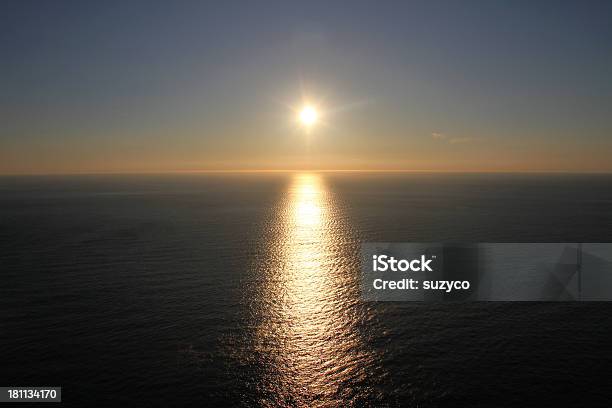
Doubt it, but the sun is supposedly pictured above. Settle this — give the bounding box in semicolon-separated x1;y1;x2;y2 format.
298;106;318;127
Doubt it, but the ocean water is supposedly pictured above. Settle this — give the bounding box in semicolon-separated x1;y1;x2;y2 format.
2;172;612;407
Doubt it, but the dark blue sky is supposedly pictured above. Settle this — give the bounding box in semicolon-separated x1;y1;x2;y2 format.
2;1;612;173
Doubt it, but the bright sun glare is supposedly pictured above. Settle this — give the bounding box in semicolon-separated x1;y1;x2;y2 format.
299;106;318;127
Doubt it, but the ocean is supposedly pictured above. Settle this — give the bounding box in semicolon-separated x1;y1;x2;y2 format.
2;172;612;407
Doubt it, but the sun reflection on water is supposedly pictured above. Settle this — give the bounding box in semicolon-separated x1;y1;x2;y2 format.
247;173;381;407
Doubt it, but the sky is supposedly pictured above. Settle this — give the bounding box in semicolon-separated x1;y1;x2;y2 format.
2;0;612;174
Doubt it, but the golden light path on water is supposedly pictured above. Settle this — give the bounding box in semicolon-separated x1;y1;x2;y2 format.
249;173;382;407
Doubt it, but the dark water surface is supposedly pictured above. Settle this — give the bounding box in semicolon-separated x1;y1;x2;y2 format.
2;173;612;407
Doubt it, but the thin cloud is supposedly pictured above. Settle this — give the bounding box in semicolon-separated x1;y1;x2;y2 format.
431;132;476;144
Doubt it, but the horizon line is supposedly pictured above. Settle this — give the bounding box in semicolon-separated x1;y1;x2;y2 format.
2;169;612;176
